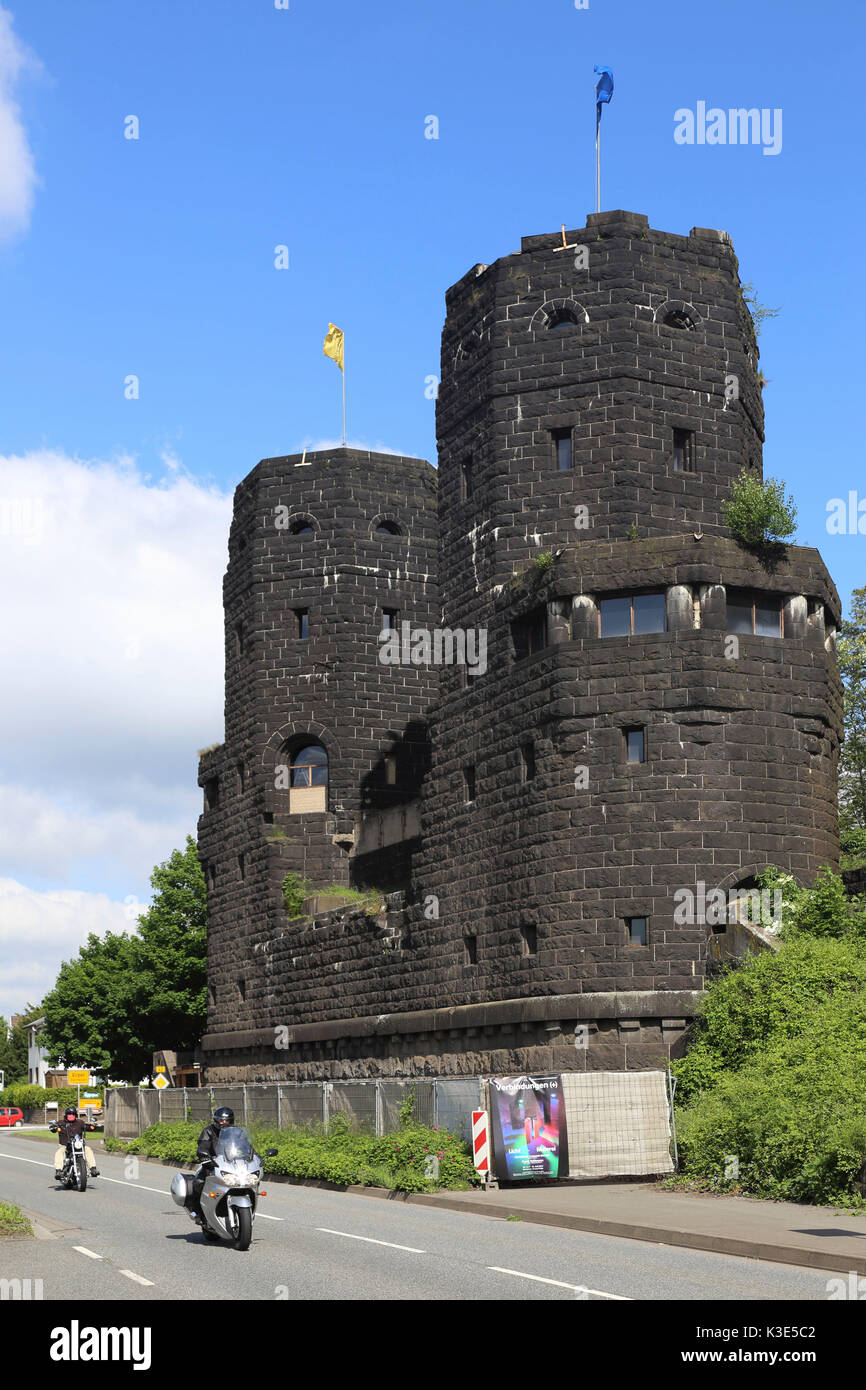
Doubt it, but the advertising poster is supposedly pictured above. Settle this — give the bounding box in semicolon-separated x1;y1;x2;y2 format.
489;1074;569;1181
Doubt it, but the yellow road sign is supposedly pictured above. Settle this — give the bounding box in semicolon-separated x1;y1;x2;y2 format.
153;1073;170;1090
67;1069;90;1085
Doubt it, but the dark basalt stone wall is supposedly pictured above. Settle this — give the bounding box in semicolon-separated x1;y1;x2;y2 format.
197;448;438;1041
199;213;842;1081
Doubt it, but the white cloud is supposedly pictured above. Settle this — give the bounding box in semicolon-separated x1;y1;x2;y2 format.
0;5;39;242
0;878;131;1020
0;450;231;906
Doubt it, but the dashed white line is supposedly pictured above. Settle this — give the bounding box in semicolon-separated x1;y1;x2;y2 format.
487;1266;631;1299
119;1269;155;1286
317;1227;426;1253
73;1246;103;1260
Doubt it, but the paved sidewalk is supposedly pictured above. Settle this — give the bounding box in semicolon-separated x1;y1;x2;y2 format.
407;1181;866;1276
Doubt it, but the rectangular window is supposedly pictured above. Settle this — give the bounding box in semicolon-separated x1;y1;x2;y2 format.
552;428;573;471
295;609;309;639
727;590;783;638
625;728;645;764
520;924;538;956
464;934;477;965
384;753;397;786
627;917;648;946
238;978;246;1001
521;742;536;782
461;456;474;500
238;853;245;881
512;607;548;659
463;765;476;802
236;761;245;794
381;608;399;632
204;777;219;810
673;428;695;473
599;592;666;637
234;621;245;657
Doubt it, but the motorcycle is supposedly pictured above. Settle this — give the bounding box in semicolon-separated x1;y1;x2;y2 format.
170;1126;277;1251
49;1124;89;1192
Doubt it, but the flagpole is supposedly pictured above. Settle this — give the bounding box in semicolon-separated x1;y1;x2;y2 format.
596;111;600;214
341;339;346;446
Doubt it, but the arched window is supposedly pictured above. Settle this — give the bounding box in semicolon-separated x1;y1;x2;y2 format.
375;520;402;537
289;743;328;813
547;308;582;332
656;300;701;331
290;518;315;536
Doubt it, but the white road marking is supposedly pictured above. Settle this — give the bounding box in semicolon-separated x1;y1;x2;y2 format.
73;1246;103;1260
317;1227;426;1253
487;1266;631;1299
119;1269;155;1286
0;1148;283;1219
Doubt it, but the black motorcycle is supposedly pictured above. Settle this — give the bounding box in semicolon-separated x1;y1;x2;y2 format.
49;1124;89;1191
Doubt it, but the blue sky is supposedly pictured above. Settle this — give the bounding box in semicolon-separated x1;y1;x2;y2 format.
0;0;863;1016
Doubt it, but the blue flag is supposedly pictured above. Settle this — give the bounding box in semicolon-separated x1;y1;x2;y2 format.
594;64;614;130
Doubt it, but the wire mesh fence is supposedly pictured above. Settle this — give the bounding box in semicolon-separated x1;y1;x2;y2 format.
104;1071;675;1177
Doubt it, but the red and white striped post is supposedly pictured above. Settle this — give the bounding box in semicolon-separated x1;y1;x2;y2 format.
472;1109;490;1181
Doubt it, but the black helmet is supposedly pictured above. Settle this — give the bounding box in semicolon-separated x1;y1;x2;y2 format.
213;1107;234;1127
65;1106;78;1120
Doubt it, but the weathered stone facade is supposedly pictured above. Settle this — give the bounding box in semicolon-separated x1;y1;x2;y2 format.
200;211;841;1082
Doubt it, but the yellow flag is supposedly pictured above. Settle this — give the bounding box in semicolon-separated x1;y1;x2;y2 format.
323;323;344;372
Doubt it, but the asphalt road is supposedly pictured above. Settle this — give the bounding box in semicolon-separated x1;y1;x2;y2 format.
0;1134;850;1302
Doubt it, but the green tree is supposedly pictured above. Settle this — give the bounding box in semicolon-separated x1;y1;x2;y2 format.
41;837;206;1082
722;469;797;546
838;587;866;838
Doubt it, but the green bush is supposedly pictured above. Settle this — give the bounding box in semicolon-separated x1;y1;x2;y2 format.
672;935;866;1104
0;1083;96;1111
677;990;866;1205
281;872;311;919
111;1117;478;1193
722;469;797;546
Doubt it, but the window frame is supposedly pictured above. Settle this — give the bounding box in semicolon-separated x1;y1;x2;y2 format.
551;427;573;472
598;592;667;638
726;589;784;638
626;916;648;946
672;427;696;473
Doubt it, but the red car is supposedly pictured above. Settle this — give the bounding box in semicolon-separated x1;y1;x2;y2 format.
0;1107;24;1127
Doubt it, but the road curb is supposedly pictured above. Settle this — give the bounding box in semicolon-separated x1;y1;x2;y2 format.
95;1143;865;1275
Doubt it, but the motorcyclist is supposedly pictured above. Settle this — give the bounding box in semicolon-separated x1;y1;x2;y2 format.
189;1106;234;1224
52;1106;99;1180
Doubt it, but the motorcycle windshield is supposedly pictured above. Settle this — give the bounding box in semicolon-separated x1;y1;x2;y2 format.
215;1126;255;1162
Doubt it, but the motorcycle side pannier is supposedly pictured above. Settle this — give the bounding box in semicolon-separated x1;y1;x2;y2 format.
170;1172;195;1208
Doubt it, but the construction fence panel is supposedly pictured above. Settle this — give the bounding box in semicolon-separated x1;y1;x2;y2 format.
187;1090;216;1123
279;1084;326;1130
329;1082;378;1132
139;1091;160;1131
560;1070;674;1178
157;1091;186;1123
378;1080;434;1132
105;1087;141;1141
244;1085;280;1129
433;1079;483;1144
208;1086;246;1122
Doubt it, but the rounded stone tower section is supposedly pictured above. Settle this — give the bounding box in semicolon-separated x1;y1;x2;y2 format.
409;212;841;1062
198;447;438;1036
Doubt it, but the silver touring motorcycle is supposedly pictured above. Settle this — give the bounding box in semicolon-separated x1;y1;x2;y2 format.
170;1126;277;1250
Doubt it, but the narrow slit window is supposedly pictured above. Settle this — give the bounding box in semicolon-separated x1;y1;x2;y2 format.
625;728;646;764
381;608;399;633
521;742;536;782
552;428;573;471
627;917;648;946
520;924;538;956
461;457;474;500
295;609;309;639
463;765;476;802
673;429;695;473
464;934;477;965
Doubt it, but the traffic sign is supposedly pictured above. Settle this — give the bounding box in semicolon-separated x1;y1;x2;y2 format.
83;1091;99;1098
154;1065;166;1073
81;1100;100;1109
153;1073;170;1090
67;1069;90;1085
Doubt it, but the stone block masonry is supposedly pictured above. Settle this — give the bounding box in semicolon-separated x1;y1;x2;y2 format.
199;212;841;1081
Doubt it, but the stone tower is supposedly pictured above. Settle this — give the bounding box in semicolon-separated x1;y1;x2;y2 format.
197;448;438;1037
200;213;841;1081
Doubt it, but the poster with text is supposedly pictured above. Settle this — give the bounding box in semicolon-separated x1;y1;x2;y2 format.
489;1074;569;1181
